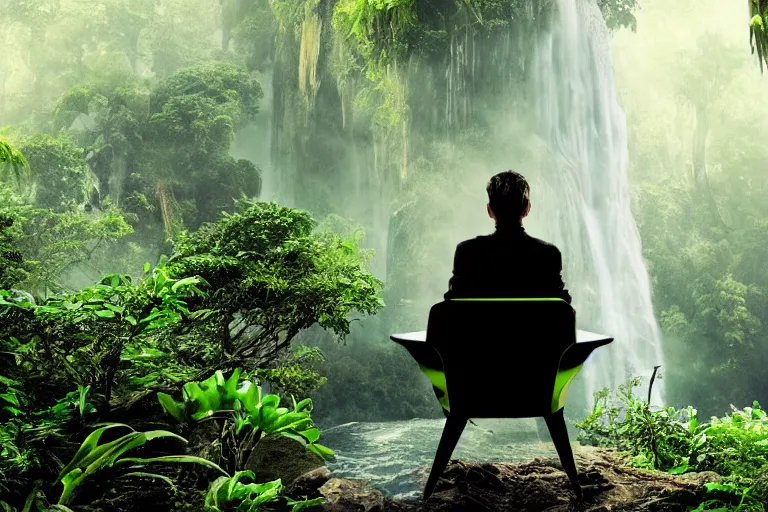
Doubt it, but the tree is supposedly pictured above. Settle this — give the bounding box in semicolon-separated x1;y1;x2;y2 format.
166;200;384;370
0;183;132;294
50;62;264;240
597;0;639;31
17;134;92;211
676;33;742;231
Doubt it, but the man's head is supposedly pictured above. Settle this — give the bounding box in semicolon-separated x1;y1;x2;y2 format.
486;170;531;226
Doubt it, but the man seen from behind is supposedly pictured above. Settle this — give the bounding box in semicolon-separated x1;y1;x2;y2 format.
444;170;572;304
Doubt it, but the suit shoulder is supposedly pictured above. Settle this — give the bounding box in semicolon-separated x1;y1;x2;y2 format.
456;235;491;251
524;234;562;255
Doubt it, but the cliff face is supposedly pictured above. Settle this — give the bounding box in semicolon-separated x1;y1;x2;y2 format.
267;0;666;408
268;0;550;278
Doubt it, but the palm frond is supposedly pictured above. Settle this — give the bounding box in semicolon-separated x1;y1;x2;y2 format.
0;139;30;184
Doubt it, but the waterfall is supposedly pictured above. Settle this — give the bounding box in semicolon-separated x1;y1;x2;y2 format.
530;0;665;404
268;0;666;409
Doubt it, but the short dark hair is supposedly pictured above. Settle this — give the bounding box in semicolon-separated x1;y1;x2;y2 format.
486;170;530;223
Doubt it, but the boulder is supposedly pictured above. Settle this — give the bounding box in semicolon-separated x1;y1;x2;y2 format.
287;466;331;499
319;478;385;512
244;434;325;486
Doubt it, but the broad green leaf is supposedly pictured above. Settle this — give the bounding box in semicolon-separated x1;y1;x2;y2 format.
56;424;134;482
0;393;20;406
261;395;280;408
306;443;334;459
171;276;202;293
205;476;230;508
235;381;260;412
104;303;125;314
157;392;186;422
279;432;307;446
299;427;321;444
269;412;312;433
119;472;176;489
117;455;228;476
294;398;312;412
58;469;85;505
668;463;688;474
288;496;326;511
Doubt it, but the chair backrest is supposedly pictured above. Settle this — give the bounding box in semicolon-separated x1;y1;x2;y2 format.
426;299;575;418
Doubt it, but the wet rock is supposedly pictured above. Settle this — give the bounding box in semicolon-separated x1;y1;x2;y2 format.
319;478;385;511
315;446;716;511
245;434;325;486
679;471;722;485
288;466;331;499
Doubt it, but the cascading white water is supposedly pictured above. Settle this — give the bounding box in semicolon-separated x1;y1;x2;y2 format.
529;0;665;405
265;0;666;410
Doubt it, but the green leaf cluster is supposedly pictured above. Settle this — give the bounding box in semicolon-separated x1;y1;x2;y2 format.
750;0;768;73
206;471;325;512
54;423;224;505
167;200;383;366
157;368;334;460
578;379;768;509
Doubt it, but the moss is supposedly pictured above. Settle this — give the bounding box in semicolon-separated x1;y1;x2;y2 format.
331;0;417;66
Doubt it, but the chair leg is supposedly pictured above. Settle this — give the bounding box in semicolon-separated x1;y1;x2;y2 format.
423;415;468;500
544;408;583;499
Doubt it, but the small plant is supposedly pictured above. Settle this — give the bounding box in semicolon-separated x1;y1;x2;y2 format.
691;480;765;512
158;370;330;511
54;423;225;505
692;402;768;477
205;471;324;511
157;369;334;473
576;376;693;471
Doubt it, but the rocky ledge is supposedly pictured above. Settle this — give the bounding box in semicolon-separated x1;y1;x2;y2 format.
288;446;720;512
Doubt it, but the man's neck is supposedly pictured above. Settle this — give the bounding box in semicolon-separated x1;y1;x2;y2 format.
494;222;524;234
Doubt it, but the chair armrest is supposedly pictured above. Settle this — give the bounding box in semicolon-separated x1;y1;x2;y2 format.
558;339;613;371
391;335;449;414
391;334;444;371
551;339;612;412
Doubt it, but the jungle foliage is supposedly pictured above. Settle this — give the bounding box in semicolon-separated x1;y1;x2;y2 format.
620;21;768;416
0;200;382;511
749;0;768;72
1;0;767;510
578;378;768;511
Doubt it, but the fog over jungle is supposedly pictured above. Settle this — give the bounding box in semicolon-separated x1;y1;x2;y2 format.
1;0;766;424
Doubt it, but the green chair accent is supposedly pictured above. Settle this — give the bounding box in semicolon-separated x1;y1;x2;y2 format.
390;298;613;500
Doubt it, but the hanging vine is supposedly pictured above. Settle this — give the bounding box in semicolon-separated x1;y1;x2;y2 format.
749;0;768;73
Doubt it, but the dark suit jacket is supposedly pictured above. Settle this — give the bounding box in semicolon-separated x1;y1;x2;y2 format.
444;226;572;303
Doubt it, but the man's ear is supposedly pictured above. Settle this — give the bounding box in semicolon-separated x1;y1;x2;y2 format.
522;201;531;219
487;203;495;220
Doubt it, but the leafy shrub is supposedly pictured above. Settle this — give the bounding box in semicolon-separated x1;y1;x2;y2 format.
576;377;694;471
206;472;324;511
166;200;384;370
54;423;223;506
0;201;379;510
578;378;768;510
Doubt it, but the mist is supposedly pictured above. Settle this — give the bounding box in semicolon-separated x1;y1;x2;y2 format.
2;0;768;507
